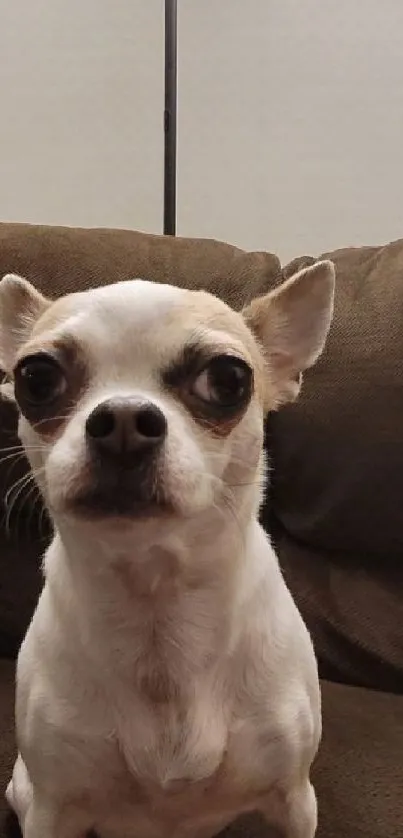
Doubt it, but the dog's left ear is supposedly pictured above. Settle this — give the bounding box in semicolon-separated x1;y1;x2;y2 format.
243;260;335;405
0;274;50;373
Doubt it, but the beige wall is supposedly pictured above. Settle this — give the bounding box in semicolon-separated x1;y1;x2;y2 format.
2;2;403;263
178;0;403;261
1;1;163;233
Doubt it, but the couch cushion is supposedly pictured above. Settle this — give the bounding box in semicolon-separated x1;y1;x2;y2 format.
263;240;403;692
219;680;403;837
313;680;403;838
1;677;402;838
0;223;281;655
0;530;46;661
0;660;15;831
0;223;279;307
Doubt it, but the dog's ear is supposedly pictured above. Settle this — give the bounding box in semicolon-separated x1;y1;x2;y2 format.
0;274;50;372
243;260;335;405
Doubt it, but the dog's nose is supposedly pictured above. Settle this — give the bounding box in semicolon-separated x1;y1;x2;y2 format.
85;398;167;458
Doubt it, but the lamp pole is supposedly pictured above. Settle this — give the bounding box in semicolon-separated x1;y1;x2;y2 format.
163;0;177;235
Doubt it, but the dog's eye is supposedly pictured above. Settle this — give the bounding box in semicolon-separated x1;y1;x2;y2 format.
192;355;252;408
14;354;66;406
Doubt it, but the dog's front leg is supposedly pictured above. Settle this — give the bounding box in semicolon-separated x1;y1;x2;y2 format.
23;795;90;838
7;755;91;838
260;779;317;838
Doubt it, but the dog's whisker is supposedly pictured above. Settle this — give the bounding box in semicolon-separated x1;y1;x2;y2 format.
0;451;28;466
3;453;32;485
226;480;262;489
17;479;40;538
0;444;46;455
23;482;45;540
4;464;46;538
4;465;45;507
31;414;72;431
4;472;34;508
0;449;46;470
4;473;37;536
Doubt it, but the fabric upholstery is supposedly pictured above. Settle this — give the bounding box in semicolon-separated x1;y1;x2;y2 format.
262;240;403;693
0;660;15;833
0;223;279;306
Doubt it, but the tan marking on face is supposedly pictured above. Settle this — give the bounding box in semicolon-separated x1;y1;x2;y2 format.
14;283;275;448
176;373;253;439
161;292;262;436
164;290;276;410
191;412;245;439
29;292;85;339
13;333;89;439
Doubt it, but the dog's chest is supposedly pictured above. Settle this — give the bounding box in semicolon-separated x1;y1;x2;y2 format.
115;681;228;789
99;706;262;838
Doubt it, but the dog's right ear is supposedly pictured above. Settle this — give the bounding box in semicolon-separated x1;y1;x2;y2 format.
243;260;335;406
0;274;50;373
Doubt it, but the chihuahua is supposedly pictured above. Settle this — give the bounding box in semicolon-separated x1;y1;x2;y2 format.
0;261;334;838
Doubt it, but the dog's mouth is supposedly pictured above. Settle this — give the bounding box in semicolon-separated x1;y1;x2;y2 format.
65;461;173;521
71;489;171;520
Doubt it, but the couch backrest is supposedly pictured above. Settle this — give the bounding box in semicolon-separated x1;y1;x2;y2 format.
0;223;280;305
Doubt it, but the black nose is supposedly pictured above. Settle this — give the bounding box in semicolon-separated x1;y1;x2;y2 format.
86;398;167;458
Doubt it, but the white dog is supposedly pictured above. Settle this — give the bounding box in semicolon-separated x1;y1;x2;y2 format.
0;261;334;838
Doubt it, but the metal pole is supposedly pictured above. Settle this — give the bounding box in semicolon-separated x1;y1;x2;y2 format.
163;0;177;235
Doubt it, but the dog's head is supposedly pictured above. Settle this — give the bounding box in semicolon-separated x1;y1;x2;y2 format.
0;264;334;541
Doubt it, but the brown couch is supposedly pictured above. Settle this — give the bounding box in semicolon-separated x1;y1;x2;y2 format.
0;223;402;838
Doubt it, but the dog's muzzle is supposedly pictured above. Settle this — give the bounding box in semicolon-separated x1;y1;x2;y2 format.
71;397;169;517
